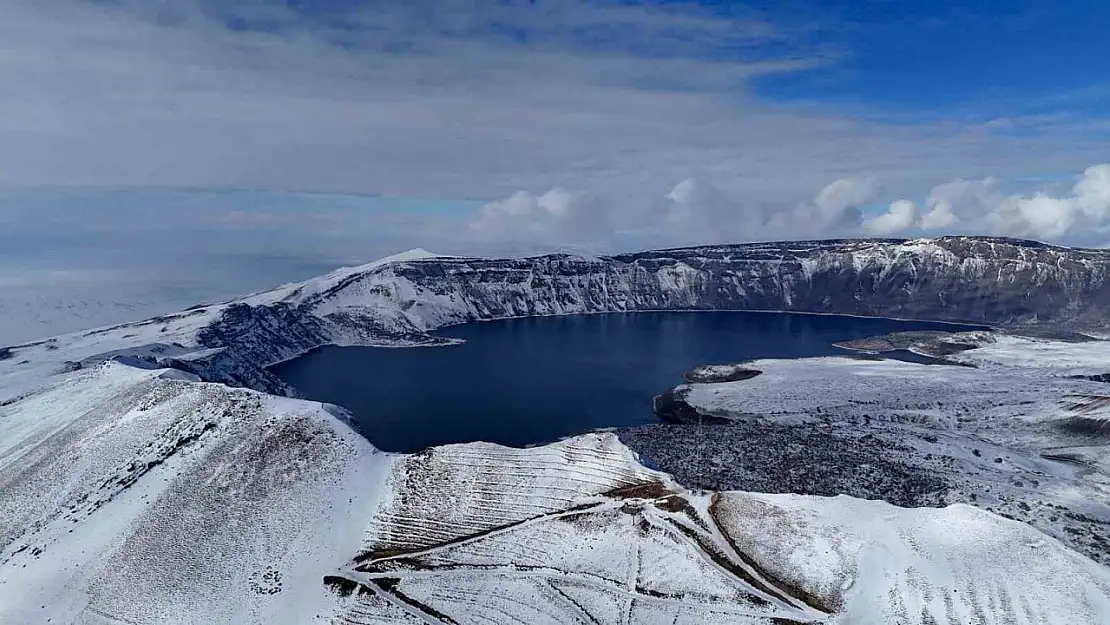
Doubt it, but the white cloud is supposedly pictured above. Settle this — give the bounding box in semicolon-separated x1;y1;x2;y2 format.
814;177;880;220
919;202;959;230
468;175;881;248
989;164;1110;239
466;188;606;241
868;163;1110;241
653;178;763;244
865;199;918;235
920;178;1000;232
655;176;876;243
464;163;1110;247
1075;163;1110;215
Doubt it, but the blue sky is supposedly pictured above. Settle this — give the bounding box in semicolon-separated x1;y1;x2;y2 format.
746;0;1109;121
1;0;1109;341
213;0;1110;124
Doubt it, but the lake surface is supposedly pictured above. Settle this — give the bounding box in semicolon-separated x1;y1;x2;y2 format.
271;312;978;452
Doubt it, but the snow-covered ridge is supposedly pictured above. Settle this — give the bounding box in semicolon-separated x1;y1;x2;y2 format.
166;235;1110;379
0;361;391;624
8;236;1109;402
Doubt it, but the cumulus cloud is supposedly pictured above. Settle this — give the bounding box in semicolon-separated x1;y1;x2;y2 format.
864;199;918;235
467;175;881;249
814;177;880;221
466;188;607;242
463;163;1110;247
648;176;877;244
919;178;1001;231
863;163;1110;241
1076;164;1110;206
988;164;1110;239
919;201;959;230
652;178;764;244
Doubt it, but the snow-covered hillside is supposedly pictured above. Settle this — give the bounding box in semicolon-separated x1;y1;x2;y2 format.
0;361;390;624
1;237;1110;623
3;370;1107;624
318;433;1110;624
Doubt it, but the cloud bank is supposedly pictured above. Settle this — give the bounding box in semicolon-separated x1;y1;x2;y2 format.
466;163;1110;247
463;175;882;249
4;164;1109;343
863;164;1110;241
467;188;608;242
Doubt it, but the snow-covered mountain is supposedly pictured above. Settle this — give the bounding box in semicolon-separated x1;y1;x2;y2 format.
205;236;1110;375
2;236;1110;624
8;236;1109;398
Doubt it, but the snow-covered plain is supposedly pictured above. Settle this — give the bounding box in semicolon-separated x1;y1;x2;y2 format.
1;239;1110;623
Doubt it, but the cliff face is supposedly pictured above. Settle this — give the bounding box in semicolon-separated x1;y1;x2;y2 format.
608;237;1110;325
313;237;1110;328
184;236;1110;390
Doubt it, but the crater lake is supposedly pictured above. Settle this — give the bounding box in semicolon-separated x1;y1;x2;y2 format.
270;312;980;452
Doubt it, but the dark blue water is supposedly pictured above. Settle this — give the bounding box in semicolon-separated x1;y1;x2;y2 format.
271;312;977;452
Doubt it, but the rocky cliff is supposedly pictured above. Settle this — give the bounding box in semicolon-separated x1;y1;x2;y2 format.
13;237;1105;396
184;237;1110;389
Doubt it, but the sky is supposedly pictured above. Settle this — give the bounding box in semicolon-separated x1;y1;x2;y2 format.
1;0;1109;341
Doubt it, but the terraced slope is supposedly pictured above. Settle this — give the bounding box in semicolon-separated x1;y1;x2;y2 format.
328;433;1110;625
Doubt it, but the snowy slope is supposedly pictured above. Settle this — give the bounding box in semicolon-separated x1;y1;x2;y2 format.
3;376;1107;625
330;433;1110;624
716;493;1110;624
0;361;390;625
